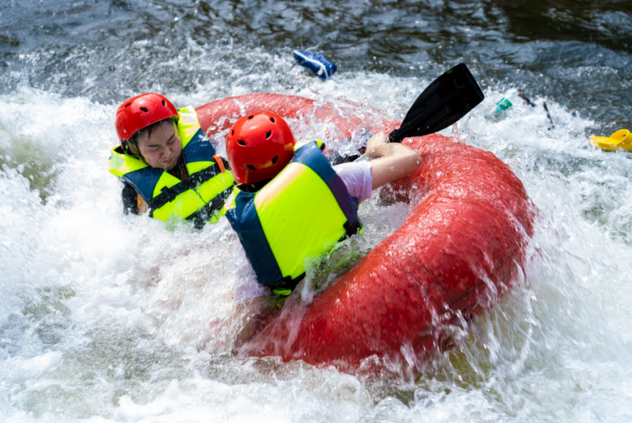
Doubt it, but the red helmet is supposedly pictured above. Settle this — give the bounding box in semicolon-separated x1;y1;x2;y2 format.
226;112;296;185
115;93;178;144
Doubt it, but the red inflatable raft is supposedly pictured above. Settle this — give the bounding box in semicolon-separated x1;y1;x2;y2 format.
197;93;534;371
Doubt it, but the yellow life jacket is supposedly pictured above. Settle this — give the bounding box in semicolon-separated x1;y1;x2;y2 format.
224;141;361;290
107;106;235;227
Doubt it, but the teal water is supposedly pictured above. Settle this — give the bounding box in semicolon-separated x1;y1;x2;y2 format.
1;0;632;421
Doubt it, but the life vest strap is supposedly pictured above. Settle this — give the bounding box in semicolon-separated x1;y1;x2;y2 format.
184;189;233;229
147;162;228;210
213;154;226;173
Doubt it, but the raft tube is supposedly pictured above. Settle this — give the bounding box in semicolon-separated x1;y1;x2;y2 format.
198;94;534;371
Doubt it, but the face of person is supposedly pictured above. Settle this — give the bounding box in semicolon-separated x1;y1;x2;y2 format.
136;120;182;171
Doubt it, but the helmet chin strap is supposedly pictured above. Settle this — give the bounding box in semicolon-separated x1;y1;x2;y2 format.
121;139;142;159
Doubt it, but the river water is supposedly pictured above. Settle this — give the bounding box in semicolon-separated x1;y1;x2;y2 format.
2;0;632;421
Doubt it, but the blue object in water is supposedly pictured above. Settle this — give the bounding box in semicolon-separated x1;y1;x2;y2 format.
293;50;337;80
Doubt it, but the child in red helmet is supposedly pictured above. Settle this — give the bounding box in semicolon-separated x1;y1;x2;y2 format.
224;111;421;298
107;93;234;227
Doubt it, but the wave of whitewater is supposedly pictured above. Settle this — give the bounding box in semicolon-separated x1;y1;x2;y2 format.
2;70;632;421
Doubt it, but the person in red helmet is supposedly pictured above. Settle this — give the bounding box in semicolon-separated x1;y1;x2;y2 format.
224;111;421;296
107;93;234;228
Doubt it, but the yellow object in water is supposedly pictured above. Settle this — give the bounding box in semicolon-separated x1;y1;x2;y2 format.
590;129;632;152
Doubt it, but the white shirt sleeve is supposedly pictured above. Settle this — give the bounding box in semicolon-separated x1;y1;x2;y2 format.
333;161;373;203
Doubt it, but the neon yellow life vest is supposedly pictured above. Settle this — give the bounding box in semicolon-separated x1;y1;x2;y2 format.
107;106;235;227
224;141;361;290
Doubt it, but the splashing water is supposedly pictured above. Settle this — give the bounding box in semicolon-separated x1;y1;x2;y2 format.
2;0;632;421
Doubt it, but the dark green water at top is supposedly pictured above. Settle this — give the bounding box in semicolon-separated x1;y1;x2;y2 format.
1;0;630;133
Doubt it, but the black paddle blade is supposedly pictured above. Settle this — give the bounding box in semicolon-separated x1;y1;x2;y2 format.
388;63;484;143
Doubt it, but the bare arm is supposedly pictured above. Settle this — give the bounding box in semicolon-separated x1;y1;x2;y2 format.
366;132;422;189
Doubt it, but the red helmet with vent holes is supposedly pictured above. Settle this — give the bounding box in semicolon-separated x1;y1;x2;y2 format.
115;93;178;145
226;112;296;185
